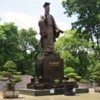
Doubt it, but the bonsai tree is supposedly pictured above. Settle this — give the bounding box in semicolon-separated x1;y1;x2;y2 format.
64;67;81;81
0;60;22;90
90;63;100;86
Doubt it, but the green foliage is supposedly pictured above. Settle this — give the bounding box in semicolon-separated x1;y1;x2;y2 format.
64;67;75;74
90;63;100;84
64;67;81;81
0;22;41;76
79;79;90;83
55;29;98;83
0;30;6;40
18;27;41;75
4;60;17;70
62;0;100;60
55;30;91;79
0;60;22;90
0;22;19;71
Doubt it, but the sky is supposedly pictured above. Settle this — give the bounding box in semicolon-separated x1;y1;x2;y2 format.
0;0;77;38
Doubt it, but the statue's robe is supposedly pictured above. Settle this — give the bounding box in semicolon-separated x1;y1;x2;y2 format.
38;14;60;54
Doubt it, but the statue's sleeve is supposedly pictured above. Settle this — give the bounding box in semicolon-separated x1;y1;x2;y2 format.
51;15;60;32
38;17;46;36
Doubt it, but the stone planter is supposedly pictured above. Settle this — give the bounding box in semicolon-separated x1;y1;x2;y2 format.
2;90;19;98
94;87;100;93
64;81;77;96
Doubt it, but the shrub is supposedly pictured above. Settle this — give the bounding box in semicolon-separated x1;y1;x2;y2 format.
0;60;22;90
79;79;90;83
64;67;81;81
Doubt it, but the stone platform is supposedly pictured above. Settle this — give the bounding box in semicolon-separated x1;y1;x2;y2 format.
20;88;89;96
35;54;64;82
20;88;64;96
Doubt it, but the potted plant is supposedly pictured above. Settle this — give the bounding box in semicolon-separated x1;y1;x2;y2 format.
64;67;81;81
0;60;22;98
64;67;81;95
90;62;100;92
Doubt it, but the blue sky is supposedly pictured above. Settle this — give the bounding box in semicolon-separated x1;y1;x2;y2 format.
0;0;77;37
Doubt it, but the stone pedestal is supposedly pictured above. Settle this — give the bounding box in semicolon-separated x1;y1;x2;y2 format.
27;54;64;89
35;54;64;83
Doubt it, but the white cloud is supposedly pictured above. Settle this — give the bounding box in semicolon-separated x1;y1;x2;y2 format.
1;11;70;30
1;12;39;31
0;12;41;40
0;11;71;40
57;21;71;31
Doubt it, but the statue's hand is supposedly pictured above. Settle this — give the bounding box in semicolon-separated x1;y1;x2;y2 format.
59;30;64;33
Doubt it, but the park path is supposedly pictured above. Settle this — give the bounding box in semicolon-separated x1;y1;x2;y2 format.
0;88;100;100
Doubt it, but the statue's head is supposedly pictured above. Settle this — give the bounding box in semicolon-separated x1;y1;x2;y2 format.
43;2;50;14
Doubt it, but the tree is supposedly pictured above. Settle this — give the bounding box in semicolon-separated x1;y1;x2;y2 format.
62;0;100;60
0;29;6;40
0;22;19;71
64;67;81;81
55;30;92;79
0;22;41;76
0;28;6;71
18;28;41;75
90;62;100;85
0;60;22;90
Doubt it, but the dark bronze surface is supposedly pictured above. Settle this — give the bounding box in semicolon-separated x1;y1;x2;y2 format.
38;2;63;55
27;2;64;90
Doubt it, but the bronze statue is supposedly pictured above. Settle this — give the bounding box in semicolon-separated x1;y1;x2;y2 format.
38;2;63;55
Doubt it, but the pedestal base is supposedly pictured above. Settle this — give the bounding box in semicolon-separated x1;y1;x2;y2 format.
35;54;64;83
27;54;64;90
20;88;89;96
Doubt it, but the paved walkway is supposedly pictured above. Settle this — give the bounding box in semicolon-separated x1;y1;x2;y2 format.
0;89;100;100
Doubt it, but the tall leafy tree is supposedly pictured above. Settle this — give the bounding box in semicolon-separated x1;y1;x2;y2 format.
18;28;41;75
62;0;100;60
55;30;92;79
0;26;6;71
0;22;19;70
0;22;41;76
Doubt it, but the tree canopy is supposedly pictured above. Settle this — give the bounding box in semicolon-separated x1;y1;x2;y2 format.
0;22;41;76
55;30;91;78
62;0;100;60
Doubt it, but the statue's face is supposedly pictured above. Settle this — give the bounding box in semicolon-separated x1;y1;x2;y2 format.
44;5;50;13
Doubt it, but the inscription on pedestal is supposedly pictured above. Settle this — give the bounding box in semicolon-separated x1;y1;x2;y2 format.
49;62;59;67
43;55;64;83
